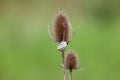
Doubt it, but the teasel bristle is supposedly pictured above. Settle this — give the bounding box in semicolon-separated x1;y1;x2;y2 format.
65;51;78;71
52;10;72;43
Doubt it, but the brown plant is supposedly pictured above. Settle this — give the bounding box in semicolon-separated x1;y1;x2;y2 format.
65;51;78;80
52;11;71;43
49;11;79;80
65;51;78;71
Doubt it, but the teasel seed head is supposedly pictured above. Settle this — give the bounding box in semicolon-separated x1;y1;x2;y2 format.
52;10;72;43
65;51;78;71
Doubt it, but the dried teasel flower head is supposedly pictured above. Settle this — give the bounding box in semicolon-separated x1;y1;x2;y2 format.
50;10;72;44
65;51;78;71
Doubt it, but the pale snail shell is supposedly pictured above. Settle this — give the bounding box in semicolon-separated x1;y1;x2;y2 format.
57;41;67;51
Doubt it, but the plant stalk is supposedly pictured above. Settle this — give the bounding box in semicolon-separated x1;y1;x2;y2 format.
61;50;66;80
69;69;72;80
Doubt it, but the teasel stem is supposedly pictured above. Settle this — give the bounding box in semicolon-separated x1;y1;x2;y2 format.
69;69;72;80
61;50;65;65
61;50;67;80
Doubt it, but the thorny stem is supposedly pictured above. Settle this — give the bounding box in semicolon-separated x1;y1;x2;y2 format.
61;50;66;80
69;69;72;80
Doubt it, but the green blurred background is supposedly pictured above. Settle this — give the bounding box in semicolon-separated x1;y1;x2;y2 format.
0;0;120;80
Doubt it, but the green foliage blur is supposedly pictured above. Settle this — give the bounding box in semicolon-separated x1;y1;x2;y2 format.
0;0;120;80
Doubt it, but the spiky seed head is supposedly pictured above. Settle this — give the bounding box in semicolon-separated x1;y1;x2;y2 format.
52;11;72;43
65;51;78;71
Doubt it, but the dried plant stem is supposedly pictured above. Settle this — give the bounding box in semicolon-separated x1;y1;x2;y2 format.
69;69;72;80
61;50;66;80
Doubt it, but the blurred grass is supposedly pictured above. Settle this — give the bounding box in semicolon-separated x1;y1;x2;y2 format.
0;0;120;80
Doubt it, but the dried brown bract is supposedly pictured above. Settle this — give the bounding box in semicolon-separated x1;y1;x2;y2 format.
65;51;78;71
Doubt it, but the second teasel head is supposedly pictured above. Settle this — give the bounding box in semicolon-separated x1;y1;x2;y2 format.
51;11;72;43
65;51;78;71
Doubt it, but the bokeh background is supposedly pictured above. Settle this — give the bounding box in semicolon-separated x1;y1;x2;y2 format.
0;0;120;80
